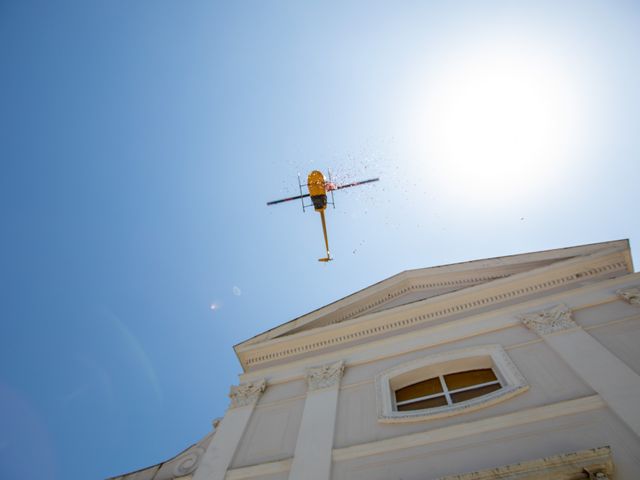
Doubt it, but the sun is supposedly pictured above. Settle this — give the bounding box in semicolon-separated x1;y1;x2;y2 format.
410;41;586;207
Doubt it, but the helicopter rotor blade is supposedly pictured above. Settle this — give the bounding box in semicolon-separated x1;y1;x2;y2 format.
266;193;311;206
333;177;380;191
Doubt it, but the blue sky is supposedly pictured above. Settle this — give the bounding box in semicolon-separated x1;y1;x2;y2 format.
1;1;639;479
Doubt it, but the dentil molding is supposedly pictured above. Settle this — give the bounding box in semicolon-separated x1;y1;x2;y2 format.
240;254;627;369
306;360;345;391
520;304;578;335
229;379;266;408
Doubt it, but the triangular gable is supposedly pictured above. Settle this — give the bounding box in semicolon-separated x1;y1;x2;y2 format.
236;240;631;349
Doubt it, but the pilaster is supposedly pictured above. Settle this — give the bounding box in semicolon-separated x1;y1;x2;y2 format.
193;380;266;480
288;361;345;480
520;305;640;438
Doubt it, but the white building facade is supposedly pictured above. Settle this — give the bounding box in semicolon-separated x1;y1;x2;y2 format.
112;240;640;480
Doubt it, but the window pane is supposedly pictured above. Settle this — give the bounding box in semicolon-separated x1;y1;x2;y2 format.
395;377;442;402
397;395;448;411
444;368;497;390
450;383;501;403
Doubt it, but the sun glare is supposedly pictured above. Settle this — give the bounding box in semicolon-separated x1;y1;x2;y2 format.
411;41;586;206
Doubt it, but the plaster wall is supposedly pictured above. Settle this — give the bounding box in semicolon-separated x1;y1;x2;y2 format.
587;316;640;375
334;331;593;447
230;384;305;468
332;406;640;480
572;299;639;328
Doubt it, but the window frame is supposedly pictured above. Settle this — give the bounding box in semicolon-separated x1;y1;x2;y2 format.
394;369;501;410
375;345;528;423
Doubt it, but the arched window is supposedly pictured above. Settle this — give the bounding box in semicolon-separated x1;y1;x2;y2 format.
395;368;501;411
376;345;528;423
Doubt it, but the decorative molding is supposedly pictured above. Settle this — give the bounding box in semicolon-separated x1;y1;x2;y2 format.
436;446;613;480
241;259;626;368
225;458;292;480
229;379;266;408
173;447;205;476
585;469;611;480
306;360;345;390
375;345;528;423
332;275;508;325
333;395;605;462
211;417;221;430
225;398;607;475
520;304;578;335
617;285;640;305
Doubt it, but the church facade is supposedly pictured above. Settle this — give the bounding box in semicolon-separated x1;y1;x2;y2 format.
111;239;640;480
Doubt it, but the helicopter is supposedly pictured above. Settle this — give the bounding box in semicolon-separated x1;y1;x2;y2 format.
267;170;379;262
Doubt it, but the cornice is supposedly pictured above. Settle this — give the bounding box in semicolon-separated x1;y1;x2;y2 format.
237;249;629;371
237;241;629;347
239;271;640;385
436;446;612;480
328;273;509;325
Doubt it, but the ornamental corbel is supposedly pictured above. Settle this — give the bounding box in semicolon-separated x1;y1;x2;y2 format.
519;304;578;335
617;286;640;306
584;469;610;480
306;360;345;391
229;379;266;408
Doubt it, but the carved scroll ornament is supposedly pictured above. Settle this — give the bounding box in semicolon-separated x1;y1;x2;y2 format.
229;379;266;408
520;304;577;335
173;447;205;476
306;361;345;391
617;286;640;306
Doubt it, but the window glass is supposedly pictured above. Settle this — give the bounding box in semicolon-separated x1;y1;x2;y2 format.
395;376;442;402
450;383;501;403
397;396;447;411
444;368;497;390
394;368;501;411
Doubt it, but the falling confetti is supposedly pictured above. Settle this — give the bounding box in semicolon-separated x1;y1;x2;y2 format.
232;286;242;296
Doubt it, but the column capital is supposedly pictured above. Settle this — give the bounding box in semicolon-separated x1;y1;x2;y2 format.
617;286;640;306
306;360;345;391
519;304;578;336
584;469;610;480
229;379;266;408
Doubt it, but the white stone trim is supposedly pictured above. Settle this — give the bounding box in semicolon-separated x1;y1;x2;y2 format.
331;274;508;325
173;447;206;476
238;273;640;385
436;446;613;480
306;360;345;390
519;304;578;336
239;241;630;348
228;379;266;408
238;251;628;370
289;362;344;480
375;345;528;423
225;459;292;480
333;395;605;462
617;285;640;305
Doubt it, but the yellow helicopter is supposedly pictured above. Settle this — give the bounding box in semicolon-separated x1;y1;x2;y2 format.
267;170;379;262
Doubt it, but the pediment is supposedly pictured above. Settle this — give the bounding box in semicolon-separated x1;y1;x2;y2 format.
237;240;631;350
